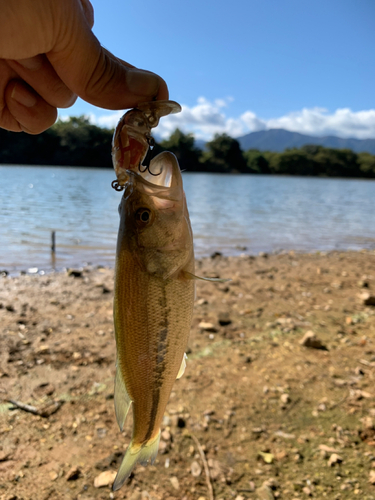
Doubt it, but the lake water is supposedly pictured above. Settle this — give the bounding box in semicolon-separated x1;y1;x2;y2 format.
1;165;375;274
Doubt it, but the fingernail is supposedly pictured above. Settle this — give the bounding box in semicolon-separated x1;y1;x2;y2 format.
11;83;37;107
16;56;43;71
126;69;159;97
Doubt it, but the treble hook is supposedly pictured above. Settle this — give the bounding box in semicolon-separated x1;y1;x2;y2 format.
111;180;124;191
138;163;163;177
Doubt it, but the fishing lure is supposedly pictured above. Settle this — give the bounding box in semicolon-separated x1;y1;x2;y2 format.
111;100;181;189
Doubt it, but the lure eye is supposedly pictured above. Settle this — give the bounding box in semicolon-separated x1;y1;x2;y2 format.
135;208;152;225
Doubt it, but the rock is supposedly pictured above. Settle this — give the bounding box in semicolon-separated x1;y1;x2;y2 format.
358;291;375;306
299;331;327;350
93;470;117;488
128;492;142;500
198;321;217;332
274;430;295;439
327;453;343;467
170;415;186;428
218;312;232;326
369;470;375;485
161;428;171;440
0;451;12;462
258;451;274;464
364;295;375;306
191;460;202;477
33;382;55;398
49;471;59;481
197;298;208;306
211;251;222;259
318;444;340;454
256;484;274;500
280;393;290;405
67;269;83;278
170;476;180;490
66;466;81;481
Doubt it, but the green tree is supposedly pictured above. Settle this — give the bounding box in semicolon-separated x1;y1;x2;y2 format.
274;148;315;175
51;116;113;167
243;149;271;173
160;128;201;171
357;152;375;178
313;147;358;177
200;133;247;173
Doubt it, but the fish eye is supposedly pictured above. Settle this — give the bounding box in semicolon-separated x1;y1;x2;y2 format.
135;208;151;224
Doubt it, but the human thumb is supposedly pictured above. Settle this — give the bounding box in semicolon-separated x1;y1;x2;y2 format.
48;0;168;110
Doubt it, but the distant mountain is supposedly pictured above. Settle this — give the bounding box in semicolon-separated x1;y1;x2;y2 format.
236;129;375;154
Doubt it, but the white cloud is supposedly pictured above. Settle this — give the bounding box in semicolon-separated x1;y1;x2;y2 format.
68;98;375;142
155;100;375;141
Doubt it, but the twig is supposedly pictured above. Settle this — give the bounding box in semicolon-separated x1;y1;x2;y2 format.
7;399;39;415
6;399;63;418
190;434;214;500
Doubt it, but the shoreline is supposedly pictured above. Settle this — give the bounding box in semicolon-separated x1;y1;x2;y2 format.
1;247;375;278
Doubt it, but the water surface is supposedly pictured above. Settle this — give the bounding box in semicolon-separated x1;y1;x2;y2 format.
1;165;374;273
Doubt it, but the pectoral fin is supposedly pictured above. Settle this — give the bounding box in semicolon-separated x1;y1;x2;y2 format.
183;271;231;283
115;360;132;431
176;353;187;379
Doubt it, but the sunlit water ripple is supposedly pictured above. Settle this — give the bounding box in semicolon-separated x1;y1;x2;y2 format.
1;165;375;273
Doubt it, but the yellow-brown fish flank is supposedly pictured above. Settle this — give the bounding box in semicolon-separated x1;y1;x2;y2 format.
145;287;169;442
112;152;195;491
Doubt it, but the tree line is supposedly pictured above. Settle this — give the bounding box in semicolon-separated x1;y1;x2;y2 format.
1;116;375;178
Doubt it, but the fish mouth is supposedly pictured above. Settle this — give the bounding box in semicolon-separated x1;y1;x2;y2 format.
137;152;181;189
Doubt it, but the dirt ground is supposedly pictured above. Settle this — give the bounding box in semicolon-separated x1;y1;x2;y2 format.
1;250;375;500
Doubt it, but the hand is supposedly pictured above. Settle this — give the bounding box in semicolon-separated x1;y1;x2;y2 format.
0;0;168;134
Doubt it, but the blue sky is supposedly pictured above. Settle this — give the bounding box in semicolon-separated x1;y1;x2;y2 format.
64;0;375;141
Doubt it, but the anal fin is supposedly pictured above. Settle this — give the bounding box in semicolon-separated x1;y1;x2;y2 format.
115;361;132;431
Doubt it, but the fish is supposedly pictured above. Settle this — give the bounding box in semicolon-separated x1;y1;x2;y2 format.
112;151;196;490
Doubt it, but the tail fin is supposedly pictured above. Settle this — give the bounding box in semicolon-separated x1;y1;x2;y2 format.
112;431;161;491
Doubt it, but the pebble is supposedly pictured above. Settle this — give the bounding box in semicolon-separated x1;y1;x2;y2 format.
191;460;202;477
67;269;83;278
66;466;81;481
361;292;375;306
256;484;274;500
218;312;232;326
258;451;274;464
170;476;180;490
197;298;208;305
93;470;117;488
299;331;327;350
198;321;218;332
280;393;290;404
327;453;343;467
